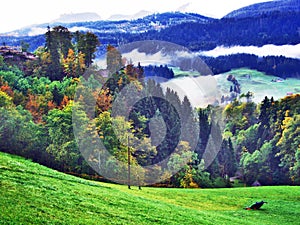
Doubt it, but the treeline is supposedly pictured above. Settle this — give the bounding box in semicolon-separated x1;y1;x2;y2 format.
1;50;299;187
203;54;300;78
224;95;300;185
143;65;174;79
0;28;299;188
1;10;299;55
165;94;300;187
0;54;111;174
132;11;300;51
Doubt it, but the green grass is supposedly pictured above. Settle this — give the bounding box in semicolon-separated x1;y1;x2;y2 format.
215;68;300;103
171;66;201;77
0;151;299;224
170;67;300;104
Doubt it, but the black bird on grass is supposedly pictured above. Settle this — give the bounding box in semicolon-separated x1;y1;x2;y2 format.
244;201;268;210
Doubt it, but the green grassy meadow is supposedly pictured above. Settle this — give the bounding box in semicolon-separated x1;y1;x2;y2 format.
215;68;300;103
171;67;300;104
0;151;299;225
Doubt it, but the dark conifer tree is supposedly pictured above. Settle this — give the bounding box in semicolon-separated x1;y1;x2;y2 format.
197;107;211;159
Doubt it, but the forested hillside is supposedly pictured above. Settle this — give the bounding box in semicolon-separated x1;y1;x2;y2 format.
1;1;299;83
224;0;300;19
1;0;299;53
0;26;299;188
203;54;300;78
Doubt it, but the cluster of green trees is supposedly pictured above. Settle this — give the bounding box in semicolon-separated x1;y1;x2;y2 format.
0;27;299;188
0;27;100;174
224;95;300;185
26;26;99;81
203;54;300;79
143;65;175;79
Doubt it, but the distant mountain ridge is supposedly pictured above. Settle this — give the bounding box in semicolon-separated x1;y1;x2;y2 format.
224;0;300;18
108;10;153;21
0;0;299;54
52;12;102;23
0;12;212;37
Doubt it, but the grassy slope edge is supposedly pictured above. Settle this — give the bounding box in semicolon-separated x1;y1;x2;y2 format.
0;151;299;225
216;68;300;103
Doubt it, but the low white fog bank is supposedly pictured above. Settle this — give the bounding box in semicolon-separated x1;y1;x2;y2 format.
199;44;300;59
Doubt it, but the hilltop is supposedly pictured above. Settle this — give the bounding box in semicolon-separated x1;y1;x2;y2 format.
224;0;300;19
0;12;212;37
0;0;298;55
0;151;299;224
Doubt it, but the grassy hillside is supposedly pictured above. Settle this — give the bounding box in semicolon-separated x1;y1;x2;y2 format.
0;151;299;225
216;68;300;103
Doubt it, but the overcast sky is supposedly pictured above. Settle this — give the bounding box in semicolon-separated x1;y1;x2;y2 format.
0;0;272;33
